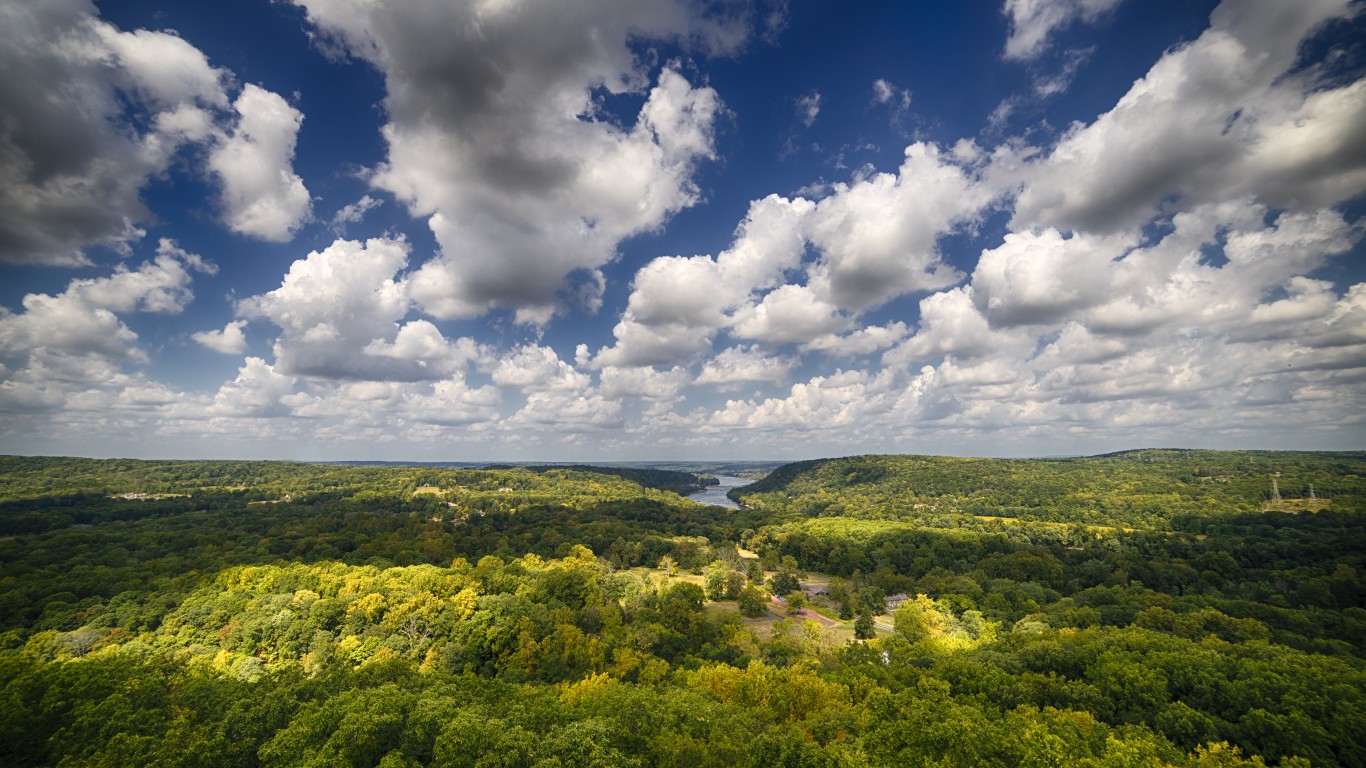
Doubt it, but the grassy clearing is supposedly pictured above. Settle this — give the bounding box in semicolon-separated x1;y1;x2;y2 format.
625;564;891;642
624;566;706;588
705;598;884;643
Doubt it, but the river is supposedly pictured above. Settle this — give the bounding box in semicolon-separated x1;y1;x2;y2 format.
686;474;752;509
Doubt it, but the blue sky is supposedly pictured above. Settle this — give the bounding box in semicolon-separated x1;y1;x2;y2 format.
1;0;1364;461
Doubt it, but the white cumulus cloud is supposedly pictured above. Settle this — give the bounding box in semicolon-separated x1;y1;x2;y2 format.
208;85;312;241
695;345;795;386
0;1;228;265
0;239;213;364
492;345;592;393
238;237;485;382
1012;0;1366;232
193;320;249;355
0;2;312;265
294;0;749;324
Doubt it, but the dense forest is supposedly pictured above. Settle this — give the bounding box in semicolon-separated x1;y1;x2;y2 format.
1;450;1364;767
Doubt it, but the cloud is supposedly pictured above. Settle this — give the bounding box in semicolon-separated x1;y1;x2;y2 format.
1012;0;1366;232
1048;203;1359;339
760;0;790;43
0;2;312;265
594;194;814;367
362;320;484;367
193;320;249;355
708;369;891;433
0;239;213;365
0;1;227;265
867;196;1366;445
408;65;721;324
598;142;998;367
0;239;215;428
265;376;502;429
239;237;484;382
164;365;506;439
209;357;299;418
887;197;1362;374
512;393;623;431
1001;0;1122;61
86;21;228;109
802;322;909;356
971;227;1133;327
695;345;794;386
871;79;911;111
400;376;501;427
1031;46;1093;97
330;194;382;232
6;0;1365;459
491;345;591;393
884;287;1024;367
239;237;409;377
294;0;749;324
730;284;849;344
804;142;995;310
598;365;690;401
0;296;138;363
208;85;312;241
796;91;821;127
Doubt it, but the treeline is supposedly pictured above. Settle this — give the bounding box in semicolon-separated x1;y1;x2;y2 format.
0;456;711;510
732;450;1366;528
482;464;714;497
0;456;718;537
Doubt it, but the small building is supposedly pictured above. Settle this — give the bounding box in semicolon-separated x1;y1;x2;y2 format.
884;593;910;612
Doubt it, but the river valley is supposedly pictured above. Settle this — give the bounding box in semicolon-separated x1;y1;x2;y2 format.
686;474;752;509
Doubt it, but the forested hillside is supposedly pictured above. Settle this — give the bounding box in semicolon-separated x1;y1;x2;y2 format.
482;464;715;497
2;452;1364;767
731;450;1366;526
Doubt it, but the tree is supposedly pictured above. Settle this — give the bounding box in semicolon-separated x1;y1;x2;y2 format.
893;600;930;644
855;586;886;616
658;582;706;635
704;561;728;601
397;614;431;655
61;626;100;657
769;571;800;597
827;578;850;606
854;613;875;640
738;586;769;617
961;610;993;642
745;559;764;585
725;570;747;599
1191;742;1269;768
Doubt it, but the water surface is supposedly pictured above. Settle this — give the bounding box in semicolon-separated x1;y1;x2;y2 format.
687;474;752;509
